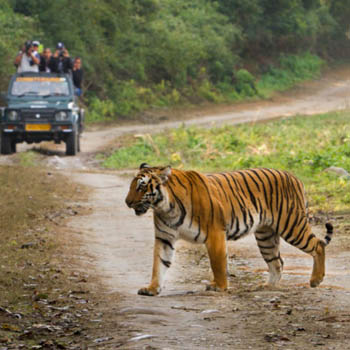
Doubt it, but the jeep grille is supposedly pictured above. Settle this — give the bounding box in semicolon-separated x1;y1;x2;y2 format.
20;109;56;122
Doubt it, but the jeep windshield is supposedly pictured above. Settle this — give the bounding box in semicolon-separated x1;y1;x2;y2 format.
10;76;70;97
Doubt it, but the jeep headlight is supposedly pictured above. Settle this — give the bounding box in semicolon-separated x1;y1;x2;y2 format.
8;110;19;121
55;111;68;121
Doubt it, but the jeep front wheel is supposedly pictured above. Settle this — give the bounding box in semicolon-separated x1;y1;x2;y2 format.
1;132;13;155
11;139;17;153
77;132;81;152
66;130;78;156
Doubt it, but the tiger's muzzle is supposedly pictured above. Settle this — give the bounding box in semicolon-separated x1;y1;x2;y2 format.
125;198;150;216
134;205;149;216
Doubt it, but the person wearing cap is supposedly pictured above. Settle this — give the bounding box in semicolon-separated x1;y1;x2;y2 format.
32;41;41;58
31;41;42;70
50;42;73;74
14;40;40;73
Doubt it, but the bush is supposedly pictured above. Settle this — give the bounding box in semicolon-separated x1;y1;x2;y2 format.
257;52;324;97
234;69;257;97
86;97;116;123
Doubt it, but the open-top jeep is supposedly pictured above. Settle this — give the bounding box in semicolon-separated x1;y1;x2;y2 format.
0;72;84;155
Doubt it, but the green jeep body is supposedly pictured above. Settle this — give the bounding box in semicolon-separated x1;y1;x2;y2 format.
0;72;84;155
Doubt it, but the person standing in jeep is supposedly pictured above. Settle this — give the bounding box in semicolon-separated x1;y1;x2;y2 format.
72;57;83;97
50;42;73;74
39;47;54;73
14;41;40;73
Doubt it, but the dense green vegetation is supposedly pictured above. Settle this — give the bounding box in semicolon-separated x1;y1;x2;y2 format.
103;111;350;211
1;1;350;121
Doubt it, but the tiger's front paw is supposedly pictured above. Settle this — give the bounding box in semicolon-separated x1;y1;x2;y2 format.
205;281;227;292
137;286;160;296
310;276;323;288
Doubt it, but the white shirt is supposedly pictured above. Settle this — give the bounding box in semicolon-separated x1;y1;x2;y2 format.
17;52;39;73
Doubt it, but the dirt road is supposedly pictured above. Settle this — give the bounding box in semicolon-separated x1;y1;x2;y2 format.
4;67;350;349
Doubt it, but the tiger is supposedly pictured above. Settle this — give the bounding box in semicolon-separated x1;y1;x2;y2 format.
125;163;333;296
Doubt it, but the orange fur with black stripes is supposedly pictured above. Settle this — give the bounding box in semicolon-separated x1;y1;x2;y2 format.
125;163;333;296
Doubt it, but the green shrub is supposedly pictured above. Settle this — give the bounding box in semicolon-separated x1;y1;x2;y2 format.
257;53;324;97
197;80;223;103
86;97;116;122
234;69;257;97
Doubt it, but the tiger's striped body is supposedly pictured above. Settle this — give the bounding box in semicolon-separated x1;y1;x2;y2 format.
125;164;333;296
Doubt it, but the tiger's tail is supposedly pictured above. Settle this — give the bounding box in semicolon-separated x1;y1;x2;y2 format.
324;222;334;246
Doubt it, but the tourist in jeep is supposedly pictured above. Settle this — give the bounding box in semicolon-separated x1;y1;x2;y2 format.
49;42;73;74
32;40;41;59
14;40;40;73
39;47;54;72
72;57;83;97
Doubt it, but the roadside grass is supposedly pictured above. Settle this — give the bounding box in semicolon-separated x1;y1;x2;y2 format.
0;163;101;347
102;110;350;213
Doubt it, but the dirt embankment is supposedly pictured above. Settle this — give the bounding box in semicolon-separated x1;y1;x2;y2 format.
2;65;350;349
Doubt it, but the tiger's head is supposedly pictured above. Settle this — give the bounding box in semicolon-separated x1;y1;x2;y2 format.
125;163;171;216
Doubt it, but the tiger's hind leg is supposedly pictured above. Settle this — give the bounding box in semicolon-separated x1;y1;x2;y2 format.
282;217;325;288
310;241;325;287
255;229;283;287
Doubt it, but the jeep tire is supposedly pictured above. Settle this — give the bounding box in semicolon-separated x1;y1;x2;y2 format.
66;130;78;156
11;139;17;153
77;132;81;152
1;132;13;155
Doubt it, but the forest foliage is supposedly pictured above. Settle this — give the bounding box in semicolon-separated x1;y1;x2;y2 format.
1;0;350;120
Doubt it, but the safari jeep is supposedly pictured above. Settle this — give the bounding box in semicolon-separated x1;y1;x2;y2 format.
0;72;84;155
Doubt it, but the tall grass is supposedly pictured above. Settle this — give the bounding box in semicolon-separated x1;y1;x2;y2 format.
103;111;350;212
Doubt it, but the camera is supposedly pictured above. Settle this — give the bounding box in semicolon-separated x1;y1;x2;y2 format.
24;40;32;54
56;42;65;57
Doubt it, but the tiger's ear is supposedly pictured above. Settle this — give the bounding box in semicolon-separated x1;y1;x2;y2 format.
140;163;150;169
159;165;171;183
